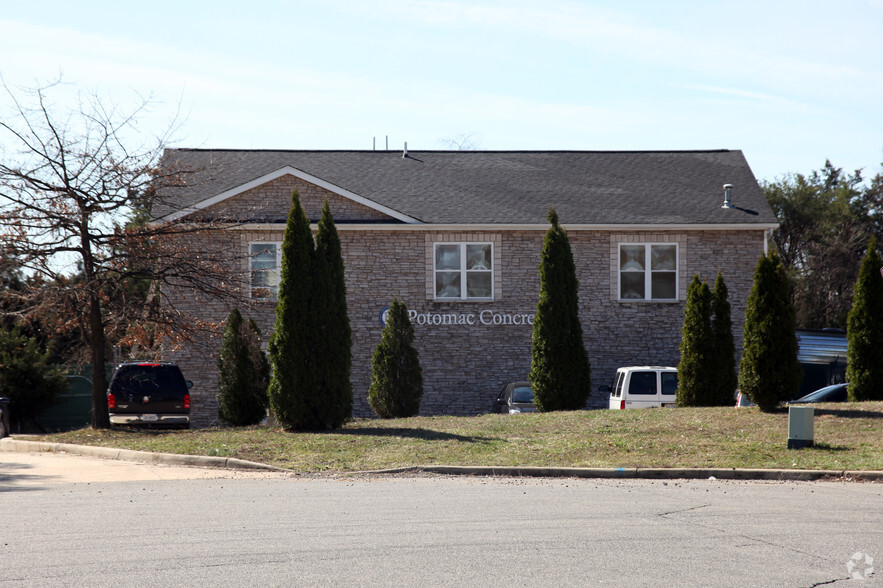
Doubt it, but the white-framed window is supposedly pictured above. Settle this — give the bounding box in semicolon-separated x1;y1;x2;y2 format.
618;243;678;301
249;242;281;299
434;242;493;300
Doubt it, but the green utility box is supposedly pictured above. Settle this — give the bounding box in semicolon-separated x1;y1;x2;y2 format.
787;405;815;450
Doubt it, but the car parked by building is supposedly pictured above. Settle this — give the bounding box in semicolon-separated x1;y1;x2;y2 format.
601;366;678;409
107;362;192;428
789;383;849;404
495;382;536;414
735;383;850;408
734;390;755;408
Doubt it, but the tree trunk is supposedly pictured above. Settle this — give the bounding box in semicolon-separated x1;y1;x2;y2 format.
80;215;111;429
89;288;110;429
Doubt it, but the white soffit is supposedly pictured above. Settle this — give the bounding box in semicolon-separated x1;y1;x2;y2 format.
157;166;421;224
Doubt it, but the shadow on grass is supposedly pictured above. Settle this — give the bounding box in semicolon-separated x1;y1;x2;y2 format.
76;426;192;436
766;405;883;420
333;427;495;443
812;408;883;419
809;441;851;452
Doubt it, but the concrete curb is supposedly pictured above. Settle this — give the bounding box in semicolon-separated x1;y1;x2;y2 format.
0;438;288;472
411;465;882;482
3;438;880;481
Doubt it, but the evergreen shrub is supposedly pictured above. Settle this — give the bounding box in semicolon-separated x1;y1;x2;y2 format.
846;237;883;401
738;251;802;411
0;326;67;430
268;193;353;430
529;208;591;411
268;191;317;430
217;308;269;426
369;299;423;418
677;276;715;406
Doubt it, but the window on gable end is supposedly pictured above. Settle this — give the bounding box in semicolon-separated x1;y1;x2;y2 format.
249;242;281;299
434;242;493;300
618;243;678;301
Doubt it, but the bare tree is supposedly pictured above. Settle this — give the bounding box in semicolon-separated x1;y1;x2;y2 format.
0;79;246;428
437;132;482;151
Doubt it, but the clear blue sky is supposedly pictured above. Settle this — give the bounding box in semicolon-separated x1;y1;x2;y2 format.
2;0;881;182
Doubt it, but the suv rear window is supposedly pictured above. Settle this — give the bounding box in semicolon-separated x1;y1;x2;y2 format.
112;364;188;396
512;386;533;403
612;372;624;398
629;372;658;395
661;372;678;395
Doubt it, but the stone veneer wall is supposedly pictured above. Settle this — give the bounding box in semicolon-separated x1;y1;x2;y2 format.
159;228;240;427
160;175;766;426
164;228;765;426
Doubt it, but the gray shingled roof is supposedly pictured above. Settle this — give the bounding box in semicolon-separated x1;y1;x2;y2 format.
155;149;777;226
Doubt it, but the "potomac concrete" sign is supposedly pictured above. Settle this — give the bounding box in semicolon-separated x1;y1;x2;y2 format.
380;307;536;327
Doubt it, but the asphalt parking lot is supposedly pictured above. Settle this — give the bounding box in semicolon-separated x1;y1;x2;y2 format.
1;448;879;587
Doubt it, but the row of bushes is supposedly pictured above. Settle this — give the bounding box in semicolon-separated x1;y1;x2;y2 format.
217;193;425;429
677;238;883;411
217;296;424;426
220;202;883;428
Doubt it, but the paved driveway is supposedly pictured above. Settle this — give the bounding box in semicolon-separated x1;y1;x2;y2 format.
0;450;289;486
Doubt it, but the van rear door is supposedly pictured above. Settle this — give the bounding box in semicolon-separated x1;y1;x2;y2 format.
622;370;659;408
660;371;678;407
608;371;626;409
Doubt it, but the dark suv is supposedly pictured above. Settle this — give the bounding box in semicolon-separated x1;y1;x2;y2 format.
107;362;192;428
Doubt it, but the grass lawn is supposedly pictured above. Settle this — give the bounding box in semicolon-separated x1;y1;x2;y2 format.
28;402;883;474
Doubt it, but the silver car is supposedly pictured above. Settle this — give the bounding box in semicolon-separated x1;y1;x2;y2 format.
790;383;849;404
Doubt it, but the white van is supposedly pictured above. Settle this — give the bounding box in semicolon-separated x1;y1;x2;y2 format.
603;366;679;409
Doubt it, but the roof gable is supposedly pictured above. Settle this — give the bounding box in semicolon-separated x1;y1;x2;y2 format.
156;165;419;224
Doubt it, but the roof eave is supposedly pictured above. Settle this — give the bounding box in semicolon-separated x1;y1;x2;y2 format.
224;222;779;232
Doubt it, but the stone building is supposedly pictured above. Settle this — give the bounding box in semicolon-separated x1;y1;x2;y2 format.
154;149;778;427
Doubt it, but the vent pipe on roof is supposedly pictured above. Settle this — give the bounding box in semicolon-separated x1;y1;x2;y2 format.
403;142;408;158
722;184;734;208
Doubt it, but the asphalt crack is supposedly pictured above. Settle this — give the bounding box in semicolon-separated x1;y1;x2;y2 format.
656;503;711;517
656;501;849;574
806;577;851;587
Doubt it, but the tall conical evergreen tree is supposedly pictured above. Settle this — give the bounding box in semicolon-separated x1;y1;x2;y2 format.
217;308;268;426
313;200;353;427
246;317;271;407
846;237;883;401
676;276;715;406
738;251;802;412
529;207;591;411
711;271;738;405
267;191;316;430
369;299;423;418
